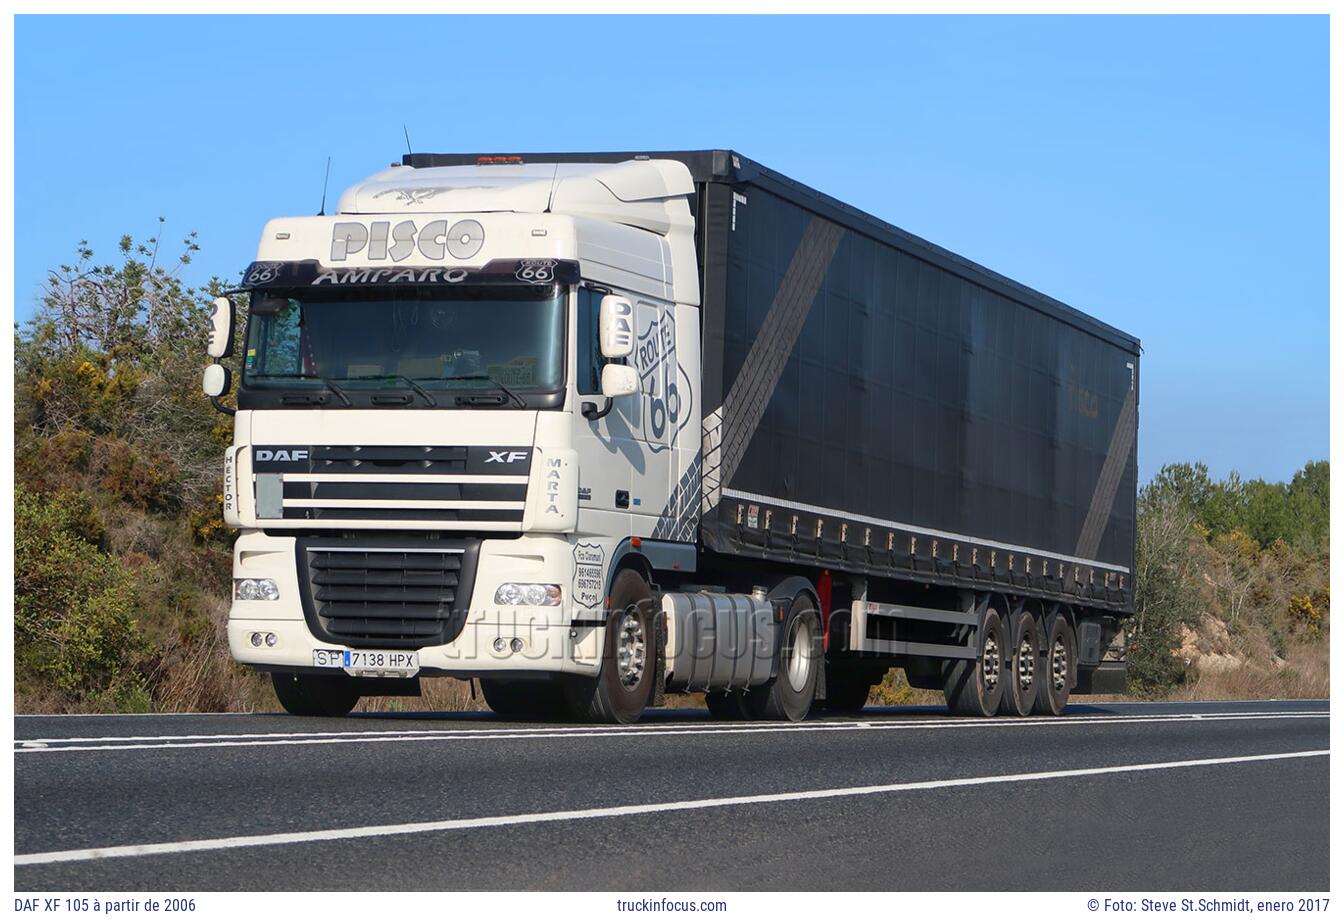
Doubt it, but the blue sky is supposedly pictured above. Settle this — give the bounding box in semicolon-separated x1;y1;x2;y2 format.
14;15;1328;484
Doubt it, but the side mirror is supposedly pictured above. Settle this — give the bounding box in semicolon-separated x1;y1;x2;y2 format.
600;363;639;398
203;363;232;398
207;296;235;359
598;295;634;358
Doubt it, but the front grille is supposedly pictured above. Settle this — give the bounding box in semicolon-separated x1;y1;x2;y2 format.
253;444;532;530
297;537;480;649
307;445;471;475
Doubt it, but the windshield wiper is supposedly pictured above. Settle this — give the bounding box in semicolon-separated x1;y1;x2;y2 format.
249;372;352;407
336;374;438;408
443;374;527;409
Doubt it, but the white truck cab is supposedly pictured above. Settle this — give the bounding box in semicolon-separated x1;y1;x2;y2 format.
208;158;706;721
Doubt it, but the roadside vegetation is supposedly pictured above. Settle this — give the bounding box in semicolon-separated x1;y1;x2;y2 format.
13;234;1330;712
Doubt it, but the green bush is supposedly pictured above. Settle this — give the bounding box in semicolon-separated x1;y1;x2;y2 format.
15;485;149;702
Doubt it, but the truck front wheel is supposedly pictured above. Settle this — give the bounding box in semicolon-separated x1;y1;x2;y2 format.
272;672;360;717
562;569;656;724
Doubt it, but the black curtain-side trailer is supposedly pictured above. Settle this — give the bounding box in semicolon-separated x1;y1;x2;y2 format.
404;150;1141;618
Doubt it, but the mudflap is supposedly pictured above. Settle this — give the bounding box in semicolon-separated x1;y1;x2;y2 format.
1073;661;1127;695
651;607;668;709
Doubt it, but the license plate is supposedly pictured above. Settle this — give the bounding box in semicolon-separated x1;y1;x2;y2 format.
312;648;419;677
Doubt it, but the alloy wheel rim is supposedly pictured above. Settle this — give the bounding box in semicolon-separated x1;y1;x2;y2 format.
1017;637;1035;691
982;633;1001;692
615;610;646;688
1051;636;1068;692
785;615;815;692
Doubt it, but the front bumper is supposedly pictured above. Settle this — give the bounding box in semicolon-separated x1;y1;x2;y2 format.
228;530;602;677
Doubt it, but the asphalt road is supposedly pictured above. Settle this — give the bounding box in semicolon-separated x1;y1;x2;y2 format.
13;698;1329;891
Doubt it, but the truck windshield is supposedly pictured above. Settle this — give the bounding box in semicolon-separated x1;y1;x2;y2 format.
241;284;564;403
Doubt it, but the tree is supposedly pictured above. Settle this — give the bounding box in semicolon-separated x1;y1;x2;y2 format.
1286;460;1329;554
16;226;230;508
1130;466;1203;690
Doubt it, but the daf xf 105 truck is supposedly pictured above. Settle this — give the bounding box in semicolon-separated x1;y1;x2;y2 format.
204;150;1139;723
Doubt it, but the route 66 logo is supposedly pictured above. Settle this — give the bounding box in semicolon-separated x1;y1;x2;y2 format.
244;261;284;285
636;312;692;452
515;259;556;284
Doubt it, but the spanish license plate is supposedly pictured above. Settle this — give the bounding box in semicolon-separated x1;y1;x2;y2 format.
312;648;419;677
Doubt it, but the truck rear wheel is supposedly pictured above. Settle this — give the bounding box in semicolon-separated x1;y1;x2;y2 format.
942;604;1007;717
705;690;751;720
1034;610;1075;716
562;569;656;724
480;677;567;721
745;595;821;722
998;606;1040;717
272;672;360;717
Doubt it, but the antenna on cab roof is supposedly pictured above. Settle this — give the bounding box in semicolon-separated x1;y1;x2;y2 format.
318;156;332;217
403;124;413;157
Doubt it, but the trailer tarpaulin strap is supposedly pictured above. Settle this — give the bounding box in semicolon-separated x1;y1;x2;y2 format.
1075;383;1138;560
700;216;845;514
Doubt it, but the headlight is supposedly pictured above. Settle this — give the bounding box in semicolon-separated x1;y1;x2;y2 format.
494;583;561;606
234;578;280;601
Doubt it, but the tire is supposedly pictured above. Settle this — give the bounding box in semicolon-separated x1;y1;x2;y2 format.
704;689;752;720
562;569;656;724
998;606;1040;717
745;595;821;722
480;677;567;721
272;671;360;717
942;602;1008;717
1034;610;1075;716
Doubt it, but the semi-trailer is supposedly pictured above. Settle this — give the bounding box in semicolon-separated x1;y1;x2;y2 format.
205;149;1139;723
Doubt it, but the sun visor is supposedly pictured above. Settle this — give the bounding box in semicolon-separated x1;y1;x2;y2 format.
239;258;580;290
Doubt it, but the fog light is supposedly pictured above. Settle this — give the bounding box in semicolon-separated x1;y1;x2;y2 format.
250;632;263;647
493;583;561;606
234;578;280;601
510;638;524;653
493;637;507;653
265;632;278;647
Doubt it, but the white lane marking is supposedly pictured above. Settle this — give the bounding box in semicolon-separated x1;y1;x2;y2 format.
12;699;1328;719
17;709;1325;744
14;712;1327;754
15;749;1328;867
15;711;258;718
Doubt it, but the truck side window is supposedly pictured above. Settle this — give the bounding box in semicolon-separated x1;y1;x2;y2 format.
577;287;602;395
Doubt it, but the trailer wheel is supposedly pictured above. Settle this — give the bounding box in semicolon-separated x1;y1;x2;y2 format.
746;595;821;722
562;569;656;724
704;690;751;720
480;678;567;721
1034;611;1075;716
272;672;360;717
942;604;1007;717
998;607;1040;717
